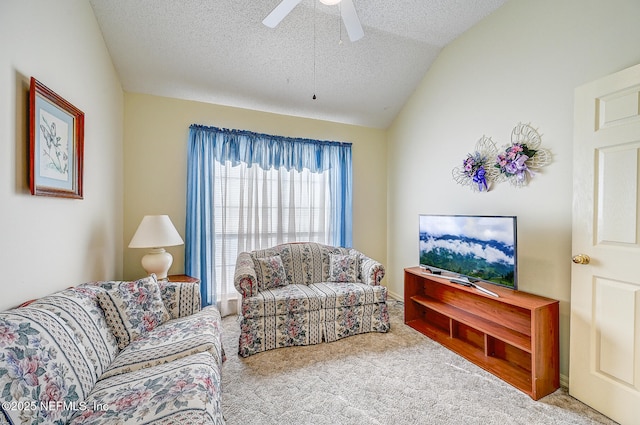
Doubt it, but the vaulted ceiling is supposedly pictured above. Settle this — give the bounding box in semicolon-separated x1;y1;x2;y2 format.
89;0;508;129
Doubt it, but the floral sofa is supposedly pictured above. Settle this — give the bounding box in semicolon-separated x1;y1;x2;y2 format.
0;275;225;425
234;242;390;357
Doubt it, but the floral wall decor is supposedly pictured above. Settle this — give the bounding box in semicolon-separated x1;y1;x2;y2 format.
495;123;551;188
452;123;551;192
452;136;500;192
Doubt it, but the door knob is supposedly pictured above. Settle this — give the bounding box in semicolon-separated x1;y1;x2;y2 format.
572;254;591;265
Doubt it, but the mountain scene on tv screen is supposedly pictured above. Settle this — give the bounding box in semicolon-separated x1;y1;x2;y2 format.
419;227;516;288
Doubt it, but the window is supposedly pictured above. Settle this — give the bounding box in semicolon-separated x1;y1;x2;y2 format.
186;125;352;315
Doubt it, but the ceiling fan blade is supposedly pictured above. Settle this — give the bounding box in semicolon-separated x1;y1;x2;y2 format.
340;0;364;42
262;0;303;28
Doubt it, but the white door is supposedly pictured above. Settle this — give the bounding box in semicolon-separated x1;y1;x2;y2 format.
570;63;640;425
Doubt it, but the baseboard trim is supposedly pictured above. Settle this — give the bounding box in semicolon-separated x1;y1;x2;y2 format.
560;374;569;390
388;289;403;302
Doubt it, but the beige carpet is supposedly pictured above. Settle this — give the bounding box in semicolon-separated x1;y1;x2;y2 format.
220;300;617;425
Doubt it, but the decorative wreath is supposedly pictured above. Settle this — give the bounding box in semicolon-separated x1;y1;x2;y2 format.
495;123;551;188
452;136;500;192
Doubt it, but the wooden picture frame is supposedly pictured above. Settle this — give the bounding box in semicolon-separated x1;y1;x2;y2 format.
29;77;84;199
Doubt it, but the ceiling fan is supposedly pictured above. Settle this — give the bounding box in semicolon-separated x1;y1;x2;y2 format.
263;0;364;42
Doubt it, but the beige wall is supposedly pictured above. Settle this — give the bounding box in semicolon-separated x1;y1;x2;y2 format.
0;0;124;311
123;93;387;282
387;0;640;383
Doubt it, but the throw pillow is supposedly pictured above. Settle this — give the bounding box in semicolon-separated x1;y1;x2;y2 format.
327;254;359;282
97;274;170;349
255;255;288;290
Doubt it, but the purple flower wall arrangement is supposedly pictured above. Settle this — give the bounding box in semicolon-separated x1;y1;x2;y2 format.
496;123;551;188
453;123;551;191
452;136;500;192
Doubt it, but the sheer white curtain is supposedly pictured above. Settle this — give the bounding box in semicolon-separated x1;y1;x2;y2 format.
213;161;331;315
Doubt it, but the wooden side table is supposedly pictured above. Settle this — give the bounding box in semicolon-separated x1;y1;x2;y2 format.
167;274;200;283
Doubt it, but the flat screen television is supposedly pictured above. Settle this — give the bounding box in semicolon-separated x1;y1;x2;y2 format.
419;214;517;289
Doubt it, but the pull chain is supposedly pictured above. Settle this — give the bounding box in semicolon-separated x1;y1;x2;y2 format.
338;1;343;45
312;0;317;100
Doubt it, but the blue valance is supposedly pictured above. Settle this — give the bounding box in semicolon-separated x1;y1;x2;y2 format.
189;124;352;173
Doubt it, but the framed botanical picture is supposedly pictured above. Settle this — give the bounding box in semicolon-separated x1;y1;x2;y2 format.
29;77;84;198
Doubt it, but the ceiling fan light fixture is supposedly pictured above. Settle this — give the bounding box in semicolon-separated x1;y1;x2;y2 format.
263;0;362;42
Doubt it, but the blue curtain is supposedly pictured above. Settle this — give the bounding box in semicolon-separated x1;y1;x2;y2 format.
185;124;353;307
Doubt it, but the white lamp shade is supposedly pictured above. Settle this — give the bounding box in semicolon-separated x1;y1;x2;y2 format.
129;215;184;279
128;215;184;248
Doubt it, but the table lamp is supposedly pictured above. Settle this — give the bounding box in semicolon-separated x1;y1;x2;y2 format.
128;215;184;280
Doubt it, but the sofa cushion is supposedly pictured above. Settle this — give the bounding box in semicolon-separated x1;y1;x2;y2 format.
69;352;224;425
327;254;359;282
310;282;388;308
97;275;171;349
29;285;119;378
249;247;280;289
100;307;224;379
322;247;351;280
282;243;354;285
249;243;355;287
0;307;97;424
278;243;325;285
255;255;288;290
241;284;322;319
158;279;202;319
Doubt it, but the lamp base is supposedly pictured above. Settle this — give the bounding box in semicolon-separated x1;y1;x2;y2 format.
140;248;173;280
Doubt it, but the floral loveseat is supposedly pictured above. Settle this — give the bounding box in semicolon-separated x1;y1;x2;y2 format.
0;275;225;425
234;242;390;357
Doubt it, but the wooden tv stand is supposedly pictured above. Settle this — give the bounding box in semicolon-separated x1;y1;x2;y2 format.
404;267;559;400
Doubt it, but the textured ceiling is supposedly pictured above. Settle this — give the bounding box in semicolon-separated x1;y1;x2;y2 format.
89;0;508;129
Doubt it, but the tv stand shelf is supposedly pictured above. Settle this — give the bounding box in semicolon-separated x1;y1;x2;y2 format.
404;267;559;400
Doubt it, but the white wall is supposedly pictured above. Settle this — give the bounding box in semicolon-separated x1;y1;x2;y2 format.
0;0;124;310
387;0;640;383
